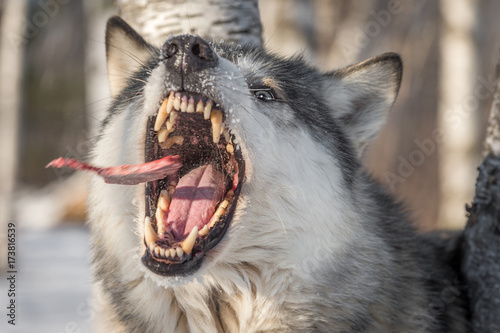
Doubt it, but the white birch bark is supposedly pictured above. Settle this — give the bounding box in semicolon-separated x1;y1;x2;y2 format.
483;53;500;158
437;0;479;229
117;0;262;47
0;0;27;267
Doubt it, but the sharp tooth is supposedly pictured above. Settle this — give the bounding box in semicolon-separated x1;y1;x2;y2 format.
161;135;184;149
154;99;169;131
144;217;159;246
159;247;166;257
169;248;176;258
215;204;226;217
176;247;184;258
181;226;198;255
166;91;174;114
155;207;165;236
187;97;195;113
166;126;176;136
166;119;175;131
157;128;169;143
158;190;170;211
223;128;230;142
149;242;155;252
199;225;209;236
154;246;161;257
196;100;204;113
211;109;223;143
170;110;179;123
174;93;181;110
219;199;229;210
180;95;188;112
209;204;226;229
204;100;213;120
209;215;220;228
167;184;175;198
226;143;234;154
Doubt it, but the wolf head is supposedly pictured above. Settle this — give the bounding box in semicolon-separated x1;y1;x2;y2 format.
91;16;401;288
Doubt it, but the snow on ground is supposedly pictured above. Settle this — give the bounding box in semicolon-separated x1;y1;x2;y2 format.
1;225;93;333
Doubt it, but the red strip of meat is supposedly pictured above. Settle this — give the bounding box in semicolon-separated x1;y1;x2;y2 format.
46;156;182;185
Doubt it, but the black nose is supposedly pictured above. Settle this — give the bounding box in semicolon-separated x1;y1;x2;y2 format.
161;35;218;74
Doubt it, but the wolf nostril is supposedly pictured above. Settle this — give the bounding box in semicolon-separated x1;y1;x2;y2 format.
191;42;216;62
192;44;201;57
163;42;178;59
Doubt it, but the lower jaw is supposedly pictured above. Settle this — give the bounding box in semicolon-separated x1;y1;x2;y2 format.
141;180;242;276
141;249;203;276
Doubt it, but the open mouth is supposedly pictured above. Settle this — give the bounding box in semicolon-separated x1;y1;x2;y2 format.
142;91;244;276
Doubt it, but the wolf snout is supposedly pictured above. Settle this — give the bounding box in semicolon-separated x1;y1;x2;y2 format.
161;35;218;74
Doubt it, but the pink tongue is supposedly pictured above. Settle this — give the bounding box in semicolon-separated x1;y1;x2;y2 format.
166;164;225;239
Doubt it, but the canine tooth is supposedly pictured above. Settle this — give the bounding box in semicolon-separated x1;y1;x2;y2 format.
226;143;234;154
196;100;204;113
181;226;198;255
144;217;159;246
154;99;169;131
211;109;223;143
199;225;209;236
176;247;184;258
157;127;169;143
174;93;181;110
204;100;213;120
169;248;176;258
180;96;188;112
149;242;155;252
187;97;195;113
155;207;165;236
158;190;170;211
162;135;184;149
166;91;174;114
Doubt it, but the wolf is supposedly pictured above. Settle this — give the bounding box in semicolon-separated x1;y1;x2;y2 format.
88;16;470;332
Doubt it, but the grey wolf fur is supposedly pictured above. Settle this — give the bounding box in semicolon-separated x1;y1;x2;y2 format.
89;16;470;332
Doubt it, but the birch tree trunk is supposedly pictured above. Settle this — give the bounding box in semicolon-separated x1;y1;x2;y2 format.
437;0;480;229
117;0;262;46
462;52;500;333
0;0;27;268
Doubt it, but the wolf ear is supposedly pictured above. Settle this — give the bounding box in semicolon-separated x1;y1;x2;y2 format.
106;16;154;98
323;53;402;158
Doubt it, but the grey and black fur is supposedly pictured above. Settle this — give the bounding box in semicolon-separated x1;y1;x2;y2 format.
89;16;471;332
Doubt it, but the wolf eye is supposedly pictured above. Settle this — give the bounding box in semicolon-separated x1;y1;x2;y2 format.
251;88;277;102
